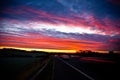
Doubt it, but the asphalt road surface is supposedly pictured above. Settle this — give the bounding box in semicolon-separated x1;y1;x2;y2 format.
0;56;119;80
53;57;120;80
53;58;94;80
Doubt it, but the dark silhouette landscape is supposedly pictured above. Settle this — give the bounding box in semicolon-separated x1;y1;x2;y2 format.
0;48;120;80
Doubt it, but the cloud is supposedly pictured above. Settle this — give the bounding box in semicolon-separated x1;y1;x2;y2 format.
0;0;120;51
1;6;120;35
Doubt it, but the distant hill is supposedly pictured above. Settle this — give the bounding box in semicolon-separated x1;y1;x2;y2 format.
0;48;49;57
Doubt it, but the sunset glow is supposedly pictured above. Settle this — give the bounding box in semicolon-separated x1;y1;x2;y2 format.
0;0;120;53
0;46;76;53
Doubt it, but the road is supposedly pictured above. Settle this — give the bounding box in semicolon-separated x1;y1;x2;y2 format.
53;57;92;80
0;56;119;80
53;57;120;80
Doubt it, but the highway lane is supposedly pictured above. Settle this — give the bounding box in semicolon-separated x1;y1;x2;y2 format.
53;57;93;80
2;56;118;80
64;57;120;80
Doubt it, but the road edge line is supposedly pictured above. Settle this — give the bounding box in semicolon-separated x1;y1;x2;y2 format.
59;58;95;80
30;63;48;80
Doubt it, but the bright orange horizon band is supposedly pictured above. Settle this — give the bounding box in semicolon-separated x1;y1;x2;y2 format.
1;46;119;54
0;46;77;53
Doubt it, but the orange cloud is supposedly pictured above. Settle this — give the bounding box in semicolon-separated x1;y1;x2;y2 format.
0;34;106;51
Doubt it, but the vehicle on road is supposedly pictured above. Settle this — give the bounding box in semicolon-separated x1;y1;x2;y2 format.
60;55;70;60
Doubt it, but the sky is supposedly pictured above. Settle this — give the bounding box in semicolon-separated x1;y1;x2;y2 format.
0;0;120;52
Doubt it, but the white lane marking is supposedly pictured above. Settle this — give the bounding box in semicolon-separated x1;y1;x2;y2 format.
59;58;95;80
30;63;48;80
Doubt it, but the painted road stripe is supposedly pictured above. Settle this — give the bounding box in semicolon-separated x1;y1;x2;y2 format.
30;63;48;80
59;58;95;80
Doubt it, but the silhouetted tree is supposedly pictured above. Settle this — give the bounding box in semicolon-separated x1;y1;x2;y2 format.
109;51;114;54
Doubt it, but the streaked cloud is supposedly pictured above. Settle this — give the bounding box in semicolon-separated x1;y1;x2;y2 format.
0;0;120;51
